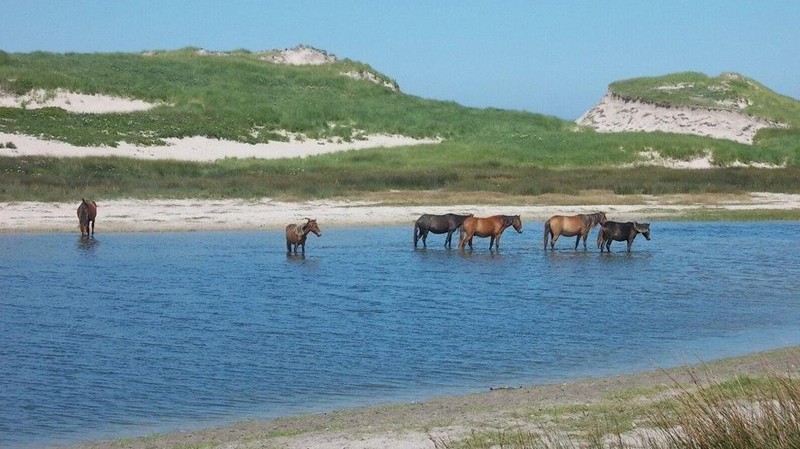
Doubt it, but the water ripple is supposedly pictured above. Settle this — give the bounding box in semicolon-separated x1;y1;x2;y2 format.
1;223;799;448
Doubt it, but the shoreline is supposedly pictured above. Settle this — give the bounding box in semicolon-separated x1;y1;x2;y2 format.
3;192;800;234
60;345;800;449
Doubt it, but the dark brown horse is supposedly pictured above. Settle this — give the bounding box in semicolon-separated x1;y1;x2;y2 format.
597;221;651;252
77;198;97;236
458;215;523;250
413;213;473;248
543;211;606;250
285;218;322;254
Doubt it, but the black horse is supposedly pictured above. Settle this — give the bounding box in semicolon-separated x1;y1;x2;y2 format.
597;221;651;252
413;213;473;248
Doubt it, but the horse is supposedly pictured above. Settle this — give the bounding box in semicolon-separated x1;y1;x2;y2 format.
597;221;651;252
77;198;97;236
413;213;473;248
458;215;523;250
285;218;322;254
543;211;606;250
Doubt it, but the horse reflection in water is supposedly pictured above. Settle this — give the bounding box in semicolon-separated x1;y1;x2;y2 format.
543;211;606;250
77;199;97;237
458;215;523;251
77;235;99;252
413;213;473;248
285;218;322;254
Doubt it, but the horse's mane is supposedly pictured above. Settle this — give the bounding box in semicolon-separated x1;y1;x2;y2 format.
582;212;603;227
294;218;314;236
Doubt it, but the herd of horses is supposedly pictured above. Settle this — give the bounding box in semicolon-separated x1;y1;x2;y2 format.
75;200;650;254
414;211;650;252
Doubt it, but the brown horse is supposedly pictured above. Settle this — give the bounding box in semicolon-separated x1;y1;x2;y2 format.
285;218;322;254
458;215;523;250
77;198;97;236
543;211;606;250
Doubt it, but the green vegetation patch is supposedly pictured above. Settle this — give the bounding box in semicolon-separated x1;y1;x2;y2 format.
610;71;800;127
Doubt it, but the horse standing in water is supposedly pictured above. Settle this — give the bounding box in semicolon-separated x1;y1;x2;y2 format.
597;221;651;252
413;213;473;248
458;215;523;250
77;199;97;236
285;218;322;254
543;211;606;250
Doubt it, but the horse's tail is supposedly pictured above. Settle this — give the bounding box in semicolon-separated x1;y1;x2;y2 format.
543;219;551;249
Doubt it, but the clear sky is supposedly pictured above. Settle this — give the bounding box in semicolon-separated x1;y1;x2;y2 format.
2;1;798;120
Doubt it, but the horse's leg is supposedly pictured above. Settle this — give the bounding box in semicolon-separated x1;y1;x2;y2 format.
543;222;551;250
462;232;473;250
551;233;560;250
90;219;95;236
421;229;428;248
489;235;495;250
627;236;634;252
574;235;581;250
581;233;588;250
445;231;452;248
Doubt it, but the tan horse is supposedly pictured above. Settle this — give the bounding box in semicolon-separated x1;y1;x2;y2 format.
458;215;523;250
77;199;97;236
543;211;606;250
285;218;322;254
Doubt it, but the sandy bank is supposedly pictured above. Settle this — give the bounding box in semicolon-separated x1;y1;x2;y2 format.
577;91;787;145
0;132;441;162
61;346;800;449
2;193;799;234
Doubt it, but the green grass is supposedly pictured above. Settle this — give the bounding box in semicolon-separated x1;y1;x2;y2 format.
432;372;800;449
610;72;800;127
4;155;800;202
2;49;800;202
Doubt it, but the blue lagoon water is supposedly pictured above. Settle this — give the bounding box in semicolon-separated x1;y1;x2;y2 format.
1;222;799;448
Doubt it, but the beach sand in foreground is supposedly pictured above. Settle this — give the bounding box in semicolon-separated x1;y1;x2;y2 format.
58;346;799;449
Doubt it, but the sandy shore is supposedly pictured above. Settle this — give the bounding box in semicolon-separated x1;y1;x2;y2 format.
57;346;799;449
2;192;800;234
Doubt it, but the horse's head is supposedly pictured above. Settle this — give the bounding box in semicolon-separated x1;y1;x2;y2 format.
634;222;651;240
510;215;523;233
304;218;322;237
597;211;608;225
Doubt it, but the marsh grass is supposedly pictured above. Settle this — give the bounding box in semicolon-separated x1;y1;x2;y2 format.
432;371;800;449
643;373;800;449
4;154;800;203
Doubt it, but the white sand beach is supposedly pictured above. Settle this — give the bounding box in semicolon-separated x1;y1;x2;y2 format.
2;193;800;234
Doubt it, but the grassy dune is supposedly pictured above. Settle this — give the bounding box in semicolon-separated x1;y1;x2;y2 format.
2;49;800;203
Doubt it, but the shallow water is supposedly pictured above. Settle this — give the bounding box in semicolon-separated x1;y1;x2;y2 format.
1;222;799;448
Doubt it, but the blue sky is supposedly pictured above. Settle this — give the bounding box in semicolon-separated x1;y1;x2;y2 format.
2;1;798;120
